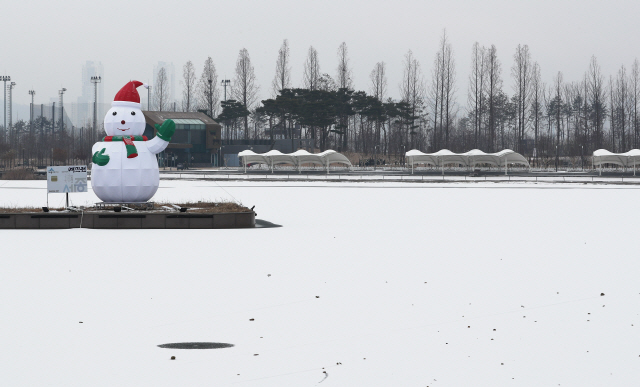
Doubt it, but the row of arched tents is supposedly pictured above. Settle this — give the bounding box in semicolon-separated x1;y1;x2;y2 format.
405;149;530;174
593;149;640;175
238;149;352;172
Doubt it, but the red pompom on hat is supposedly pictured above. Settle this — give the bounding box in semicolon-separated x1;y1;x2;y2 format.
112;80;146;108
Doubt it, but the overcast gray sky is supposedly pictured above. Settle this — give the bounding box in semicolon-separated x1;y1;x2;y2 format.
3;0;639;108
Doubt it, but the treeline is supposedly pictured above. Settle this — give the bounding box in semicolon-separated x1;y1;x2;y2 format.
0;115;94;168
191;33;640;162
3;31;640;167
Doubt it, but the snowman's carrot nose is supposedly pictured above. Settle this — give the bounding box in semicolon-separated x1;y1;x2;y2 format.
121;120;125;125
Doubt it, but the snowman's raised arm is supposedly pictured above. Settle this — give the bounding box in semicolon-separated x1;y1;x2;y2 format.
147;119;175;154
147;136;169;154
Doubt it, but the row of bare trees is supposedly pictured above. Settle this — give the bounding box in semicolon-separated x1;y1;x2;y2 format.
3;33;640;168
0;116;94;168
153;56;223;118
207;33;640;163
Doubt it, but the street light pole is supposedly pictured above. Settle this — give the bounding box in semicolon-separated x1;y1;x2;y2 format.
220;80;231;144
221;79;230;102
147;85;152;111
1;76;9;138
90;76;101;142
7;81;16;145
59;88;67;134
8;82;16;127
374;145;379;171
28;90;35;135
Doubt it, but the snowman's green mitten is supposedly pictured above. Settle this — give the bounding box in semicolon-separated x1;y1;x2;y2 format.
92;148;110;166
156;119;176;142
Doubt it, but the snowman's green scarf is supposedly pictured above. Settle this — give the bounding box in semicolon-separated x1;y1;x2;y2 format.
102;135;148;159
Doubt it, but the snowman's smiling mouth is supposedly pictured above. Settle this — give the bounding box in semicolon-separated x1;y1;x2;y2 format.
118;128;129;132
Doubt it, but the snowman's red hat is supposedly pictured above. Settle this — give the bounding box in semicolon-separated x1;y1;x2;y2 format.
112;80;148;108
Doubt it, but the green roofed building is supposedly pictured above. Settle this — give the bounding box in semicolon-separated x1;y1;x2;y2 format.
142;111;221;167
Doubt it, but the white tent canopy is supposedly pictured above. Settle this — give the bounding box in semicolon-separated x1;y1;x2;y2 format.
405;148;530;174
237;150;267;167
593;149;640;167
238;149;352;173
317;150;352;168
592;149;640;175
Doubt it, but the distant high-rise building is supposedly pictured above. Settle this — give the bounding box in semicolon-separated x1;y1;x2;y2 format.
153;61;176;109
75;61;105;127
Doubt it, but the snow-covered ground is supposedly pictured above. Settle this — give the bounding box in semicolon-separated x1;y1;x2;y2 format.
1;179;639;386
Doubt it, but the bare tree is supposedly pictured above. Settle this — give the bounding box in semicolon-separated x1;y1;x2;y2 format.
303;46;321;90
530;61;543;164
486;45;502;151
271;39;292;141
370;62;387;101
615;65;629;151
197;56;220;118
232;48;259;139
336;42;353;90
154;67;169;111
609;75;616;151
399;50;426;149
588;56;607;149
370;62;388;152
468;42;486;149
511;44;532;153
430;30;457;149
271;39;291;96
181;60;197;112
554;72;563;165
333;43;353;150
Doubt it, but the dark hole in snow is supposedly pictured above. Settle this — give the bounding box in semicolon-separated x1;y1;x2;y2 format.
158;342;234;349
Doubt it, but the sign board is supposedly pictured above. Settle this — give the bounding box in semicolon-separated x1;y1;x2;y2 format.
47;166;88;194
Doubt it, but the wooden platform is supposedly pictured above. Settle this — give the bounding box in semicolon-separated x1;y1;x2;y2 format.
0;211;255;229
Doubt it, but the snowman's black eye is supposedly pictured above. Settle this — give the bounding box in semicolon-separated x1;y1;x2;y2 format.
131;111;136;116
112;111;117;116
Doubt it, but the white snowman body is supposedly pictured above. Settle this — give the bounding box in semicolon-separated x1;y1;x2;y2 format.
91;97;169;203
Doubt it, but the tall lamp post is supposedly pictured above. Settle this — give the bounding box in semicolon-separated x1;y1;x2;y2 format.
28;90;35;135
90;76;101;142
59;88;67;134
8;82;16;127
1;76;9;137
8;82;16;146
147;85;152;111
220;80;231;143
221;79;230;102
374;145;379;171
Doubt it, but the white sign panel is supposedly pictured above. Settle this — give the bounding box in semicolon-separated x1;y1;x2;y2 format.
47;166;88;194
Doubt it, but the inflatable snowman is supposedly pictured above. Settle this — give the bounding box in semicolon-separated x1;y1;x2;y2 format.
91;80;175;203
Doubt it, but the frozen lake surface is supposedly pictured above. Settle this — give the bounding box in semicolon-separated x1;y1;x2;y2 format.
1;179;639;386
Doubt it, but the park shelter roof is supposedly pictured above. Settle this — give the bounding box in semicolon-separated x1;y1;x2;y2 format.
405;149;530;168
317;150;352;167
238;149;352;171
237;150;267;166
592;149;640;167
